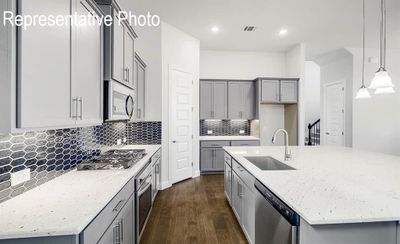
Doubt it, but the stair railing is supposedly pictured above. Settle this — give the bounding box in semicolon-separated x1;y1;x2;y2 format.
307;119;320;146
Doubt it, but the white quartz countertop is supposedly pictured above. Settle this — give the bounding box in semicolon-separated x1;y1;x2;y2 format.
0;145;161;240
223;146;400;225
200;136;260;141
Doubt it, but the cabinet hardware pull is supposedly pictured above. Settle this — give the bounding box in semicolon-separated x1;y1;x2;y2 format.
72;97;78;119
120;219;124;242
113;199;125;213
79;97;83;120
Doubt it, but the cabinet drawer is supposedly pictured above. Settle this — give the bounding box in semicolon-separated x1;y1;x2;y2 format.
224;152;232;166
201;141;230;148
80;177;135;244
231;140;260;146
232;159;255;191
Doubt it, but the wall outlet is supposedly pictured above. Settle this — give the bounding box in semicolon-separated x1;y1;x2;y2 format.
117;139;122;145
239;130;245;134
11;169;30;187
123;137;127;143
207;130;213;135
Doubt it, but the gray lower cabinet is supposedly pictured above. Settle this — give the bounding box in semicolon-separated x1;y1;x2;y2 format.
230;159;255;244
200;81;228;119
200;141;230;173
98;195;134;244
228;81;255;119
224;161;232;204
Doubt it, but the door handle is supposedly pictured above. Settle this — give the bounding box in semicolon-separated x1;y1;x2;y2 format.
172;140;177;143
326;132;330;135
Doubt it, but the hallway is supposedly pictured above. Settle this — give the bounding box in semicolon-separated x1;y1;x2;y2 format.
140;175;247;244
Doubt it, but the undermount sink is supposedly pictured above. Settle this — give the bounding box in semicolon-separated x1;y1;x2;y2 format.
244;156;295;171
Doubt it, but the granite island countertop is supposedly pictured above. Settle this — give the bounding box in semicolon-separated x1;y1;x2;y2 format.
0;145;161;240
223;146;400;225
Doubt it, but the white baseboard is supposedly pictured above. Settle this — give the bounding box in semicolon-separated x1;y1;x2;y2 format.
160;181;172;190
192;170;200;178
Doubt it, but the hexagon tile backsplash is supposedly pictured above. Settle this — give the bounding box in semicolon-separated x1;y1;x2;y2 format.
0;121;161;203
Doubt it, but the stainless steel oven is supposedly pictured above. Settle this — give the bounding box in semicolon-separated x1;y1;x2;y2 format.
135;162;152;243
255;179;300;244
105;80;134;121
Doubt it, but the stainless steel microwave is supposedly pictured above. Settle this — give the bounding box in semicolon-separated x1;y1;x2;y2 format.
105;81;134;121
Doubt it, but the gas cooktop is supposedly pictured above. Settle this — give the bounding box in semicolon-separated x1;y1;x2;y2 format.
77;149;147;171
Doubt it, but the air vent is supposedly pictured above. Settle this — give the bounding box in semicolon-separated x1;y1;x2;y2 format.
243;26;256;32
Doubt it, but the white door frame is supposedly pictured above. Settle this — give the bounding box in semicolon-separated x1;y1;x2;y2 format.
322;80;346;146
168;65;194;184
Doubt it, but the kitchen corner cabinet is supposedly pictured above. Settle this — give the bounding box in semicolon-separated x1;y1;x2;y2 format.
15;0;103;130
200;141;229;172
260;79;298;104
228;81;255;119
134;54;146;120
200;81;228;119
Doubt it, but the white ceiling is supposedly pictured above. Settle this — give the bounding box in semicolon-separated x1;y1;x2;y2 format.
136;0;400;55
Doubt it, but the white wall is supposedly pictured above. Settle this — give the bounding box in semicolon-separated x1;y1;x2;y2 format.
120;0;162;121
200;50;286;79
161;22;200;187
316;49;353;147
286;44;306;146
348;47;400;155
304;61;321;126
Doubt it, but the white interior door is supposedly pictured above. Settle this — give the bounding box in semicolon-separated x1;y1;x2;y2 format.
324;81;345;146
169;67;193;184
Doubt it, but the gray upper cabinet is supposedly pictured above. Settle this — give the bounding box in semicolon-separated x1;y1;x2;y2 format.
99;1;137;89
17;0;73;129
112;12;124;84
228;81;255;119
261;80;280;103
134;54;146;120
280;80;298;103
200;81;227;119
72;0;103;126
16;0;103;130
260;79;298;104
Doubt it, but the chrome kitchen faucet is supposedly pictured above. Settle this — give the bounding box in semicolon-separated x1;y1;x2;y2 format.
272;129;292;161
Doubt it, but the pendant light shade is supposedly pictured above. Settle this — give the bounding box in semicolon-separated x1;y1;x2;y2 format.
356;85;372;99
369;67;393;89
356;0;371;99
375;86;395;94
368;0;395;91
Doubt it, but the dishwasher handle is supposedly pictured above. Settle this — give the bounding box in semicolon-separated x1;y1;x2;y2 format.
255;180;300;226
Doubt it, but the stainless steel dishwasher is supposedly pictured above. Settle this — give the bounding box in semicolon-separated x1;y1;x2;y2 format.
254;180;300;244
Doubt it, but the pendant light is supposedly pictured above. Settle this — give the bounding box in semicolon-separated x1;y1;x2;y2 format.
356;0;371;99
369;0;395;92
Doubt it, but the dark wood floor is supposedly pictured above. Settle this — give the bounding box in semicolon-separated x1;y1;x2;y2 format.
140;175;247;244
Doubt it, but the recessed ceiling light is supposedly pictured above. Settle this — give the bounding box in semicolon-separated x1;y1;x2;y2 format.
279;29;288;36
211;26;219;33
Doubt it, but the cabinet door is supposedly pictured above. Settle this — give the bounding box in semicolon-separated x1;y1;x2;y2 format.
200;148;214;172
242;184;255;244
242;82;255;119
136;61;145;120
213;82;228;119
124;28;134;88
280;80;298;103
72;0;103;125
261;80;280;103
18;0;73;129
112;13;125;83
200;82;213;119
224;162;232;204
214;148;225;171
98;197;134;244
231;172;242;221
228;82;243;119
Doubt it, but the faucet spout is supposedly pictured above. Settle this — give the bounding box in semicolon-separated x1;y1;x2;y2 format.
272;129;292;161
